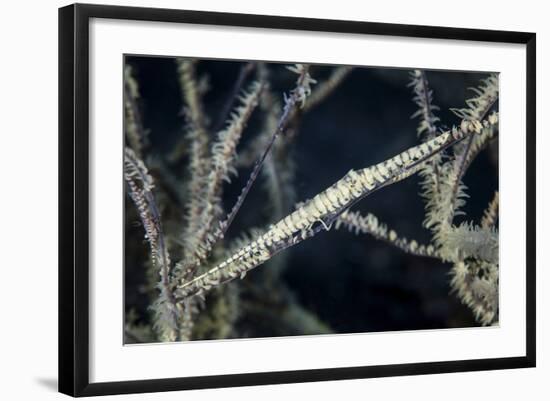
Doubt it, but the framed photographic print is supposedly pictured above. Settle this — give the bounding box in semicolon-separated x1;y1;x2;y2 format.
58;3;536;397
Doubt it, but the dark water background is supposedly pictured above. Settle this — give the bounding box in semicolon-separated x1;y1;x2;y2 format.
124;55;498;337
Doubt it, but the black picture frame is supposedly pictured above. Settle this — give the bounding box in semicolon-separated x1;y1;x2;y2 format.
58;3;536;397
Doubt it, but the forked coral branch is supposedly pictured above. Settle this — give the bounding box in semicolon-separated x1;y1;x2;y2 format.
215;64;316;241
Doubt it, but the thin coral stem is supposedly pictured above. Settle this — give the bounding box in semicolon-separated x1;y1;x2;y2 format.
216;65;315;239
411;70;441;195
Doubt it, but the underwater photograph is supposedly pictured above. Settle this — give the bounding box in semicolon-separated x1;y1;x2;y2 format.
123;56;499;344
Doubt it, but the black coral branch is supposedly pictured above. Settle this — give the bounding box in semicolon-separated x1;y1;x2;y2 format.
124;147;180;341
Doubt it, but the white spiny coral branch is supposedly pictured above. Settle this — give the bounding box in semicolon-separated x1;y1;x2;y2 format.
443;74;499;231
409;70;445;232
303;66;353;112
213;62;256;132
424;113;499;248
450;74;499;122
178;81;265;279
176;59;209;138
442;222;499;264
176;59;212;266
124;147;180;341
409;69;440;140
335;210;437;258
437;74;499;327
450;260;498;326
211;81;265;189
481;191;499;229
124;66;148;157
